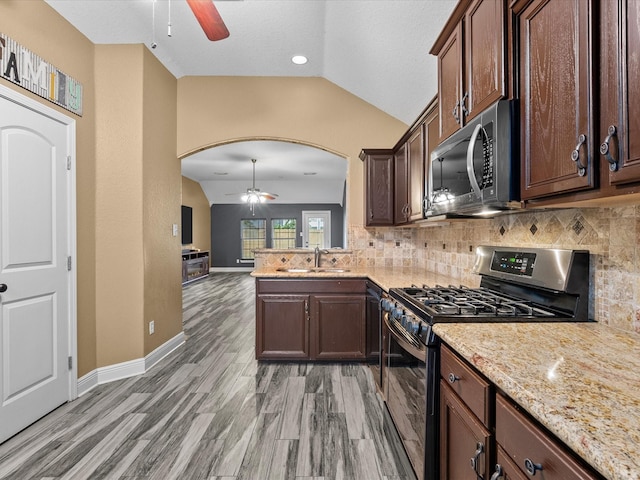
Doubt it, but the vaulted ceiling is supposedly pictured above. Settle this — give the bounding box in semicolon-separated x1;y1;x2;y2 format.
46;0;457;204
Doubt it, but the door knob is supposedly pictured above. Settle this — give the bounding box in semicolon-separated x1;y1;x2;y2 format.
0;284;7;292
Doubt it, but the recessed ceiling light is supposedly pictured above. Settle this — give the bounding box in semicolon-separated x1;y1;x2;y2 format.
292;55;308;65
303;172;317;175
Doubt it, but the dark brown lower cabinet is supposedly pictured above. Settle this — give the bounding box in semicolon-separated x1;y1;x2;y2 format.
495;393;602;480
255;294;309;360
439;380;492;480
310;294;366;360
255;278;366;361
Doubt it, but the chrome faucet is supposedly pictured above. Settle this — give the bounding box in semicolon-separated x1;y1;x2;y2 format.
314;246;329;268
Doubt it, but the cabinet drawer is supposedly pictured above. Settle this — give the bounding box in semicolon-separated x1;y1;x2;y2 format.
440;344;492;426
256;278;366;294
496;394;601;480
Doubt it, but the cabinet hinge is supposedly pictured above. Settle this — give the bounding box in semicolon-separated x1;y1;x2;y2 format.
68;356;73;370
67;156;71;171
67;256;72;271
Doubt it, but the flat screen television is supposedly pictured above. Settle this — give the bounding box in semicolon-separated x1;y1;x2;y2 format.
181;205;193;245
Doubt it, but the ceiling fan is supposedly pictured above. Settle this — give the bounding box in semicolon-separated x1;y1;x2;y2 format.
186;0;230;41
227;159;278;215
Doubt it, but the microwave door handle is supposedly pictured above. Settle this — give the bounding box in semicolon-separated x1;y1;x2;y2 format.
466;123;483;197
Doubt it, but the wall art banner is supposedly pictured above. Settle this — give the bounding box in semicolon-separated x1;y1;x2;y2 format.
0;33;83;116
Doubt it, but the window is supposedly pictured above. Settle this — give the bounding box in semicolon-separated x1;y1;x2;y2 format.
241;219;266;259
272;219;297;249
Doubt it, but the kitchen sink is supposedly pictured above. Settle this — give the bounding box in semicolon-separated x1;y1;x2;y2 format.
275;267;350;273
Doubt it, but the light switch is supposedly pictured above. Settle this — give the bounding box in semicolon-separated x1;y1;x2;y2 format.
172;224;179;236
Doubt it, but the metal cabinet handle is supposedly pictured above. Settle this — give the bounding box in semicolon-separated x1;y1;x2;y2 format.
369;209;374;220
524;458;543;476
490;464;504;480
0;284;7;293
570;134;587;177
470;442;484;474
461;91;469;118
600;125;618;171
453;100;460;124
448;373;460;383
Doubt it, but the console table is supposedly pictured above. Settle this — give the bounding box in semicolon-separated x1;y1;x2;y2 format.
181;250;209;285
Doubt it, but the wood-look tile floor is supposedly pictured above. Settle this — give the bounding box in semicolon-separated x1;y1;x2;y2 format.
0;273;416;480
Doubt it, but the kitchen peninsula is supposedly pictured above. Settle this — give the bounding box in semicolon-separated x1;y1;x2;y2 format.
251;265;640;480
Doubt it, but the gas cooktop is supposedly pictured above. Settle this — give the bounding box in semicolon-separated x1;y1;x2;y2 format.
385;246;591;347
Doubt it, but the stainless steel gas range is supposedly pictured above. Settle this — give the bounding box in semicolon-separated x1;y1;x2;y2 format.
380;246;590;480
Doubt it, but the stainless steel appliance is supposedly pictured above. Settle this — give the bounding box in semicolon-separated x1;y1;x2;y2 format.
381;246;590;480
425;100;520;218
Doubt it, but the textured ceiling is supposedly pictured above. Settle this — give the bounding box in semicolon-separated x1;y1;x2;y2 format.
45;0;456;204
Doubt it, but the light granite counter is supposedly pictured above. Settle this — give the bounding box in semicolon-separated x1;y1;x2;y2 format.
433;322;640;480
250;265;479;292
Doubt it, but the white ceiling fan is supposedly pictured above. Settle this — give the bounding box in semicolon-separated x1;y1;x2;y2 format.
227;158;278;215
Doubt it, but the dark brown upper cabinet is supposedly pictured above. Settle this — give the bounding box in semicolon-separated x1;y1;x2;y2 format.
360;149;395;227
431;0;506;143
515;0;595;201
394;142;410;224
599;0;640;187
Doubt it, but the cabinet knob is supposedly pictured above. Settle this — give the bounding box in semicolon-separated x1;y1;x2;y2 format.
570;134;587;177
0;284;7;293
600;125;618;172
448;372;460;383
524;458;543;476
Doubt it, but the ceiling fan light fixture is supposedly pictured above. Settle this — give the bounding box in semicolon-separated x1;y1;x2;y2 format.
291;55;308;65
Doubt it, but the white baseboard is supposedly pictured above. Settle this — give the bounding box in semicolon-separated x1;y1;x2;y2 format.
210;267;254;272
77;331;185;397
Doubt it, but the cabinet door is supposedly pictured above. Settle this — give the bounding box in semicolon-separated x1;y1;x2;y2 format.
440;381;492;480
438;23;463;142
365;293;380;360
465;0;505;120
394;143;409;225
310;294;366;360
256;294;309;360
518;0;595;200
600;0;640;186
364;151;394;226
407;125;425;222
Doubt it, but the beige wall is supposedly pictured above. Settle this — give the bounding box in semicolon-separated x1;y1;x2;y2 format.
0;0;98;376
176;77;408;227
94;44;145;365
142;48;182;354
182;177;212;253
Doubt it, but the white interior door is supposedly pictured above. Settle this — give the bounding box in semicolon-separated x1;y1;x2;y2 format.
0;86;75;443
302;210;331;248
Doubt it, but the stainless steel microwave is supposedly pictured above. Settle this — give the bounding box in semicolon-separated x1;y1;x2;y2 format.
425;99;520;218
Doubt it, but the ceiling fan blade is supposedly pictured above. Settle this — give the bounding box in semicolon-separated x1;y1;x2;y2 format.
260;192;278;200
186;0;230;41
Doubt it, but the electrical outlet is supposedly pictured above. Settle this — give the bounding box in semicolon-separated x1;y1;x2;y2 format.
149;320;155;335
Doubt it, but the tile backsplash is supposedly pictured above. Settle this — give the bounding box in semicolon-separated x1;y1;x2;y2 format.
349;205;640;334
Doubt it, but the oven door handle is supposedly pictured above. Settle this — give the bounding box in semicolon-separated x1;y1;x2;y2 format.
383;314;426;361
466;122;484;198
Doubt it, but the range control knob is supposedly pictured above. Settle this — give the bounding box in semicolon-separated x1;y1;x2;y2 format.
391;306;404;320
381;298;393;311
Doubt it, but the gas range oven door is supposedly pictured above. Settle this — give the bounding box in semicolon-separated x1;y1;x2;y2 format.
382;315;439;480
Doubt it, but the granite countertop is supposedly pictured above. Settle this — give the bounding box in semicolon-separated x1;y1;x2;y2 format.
250;266;477;291
433;322;640;480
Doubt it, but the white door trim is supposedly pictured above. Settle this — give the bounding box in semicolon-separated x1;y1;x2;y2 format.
0;83;78;400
